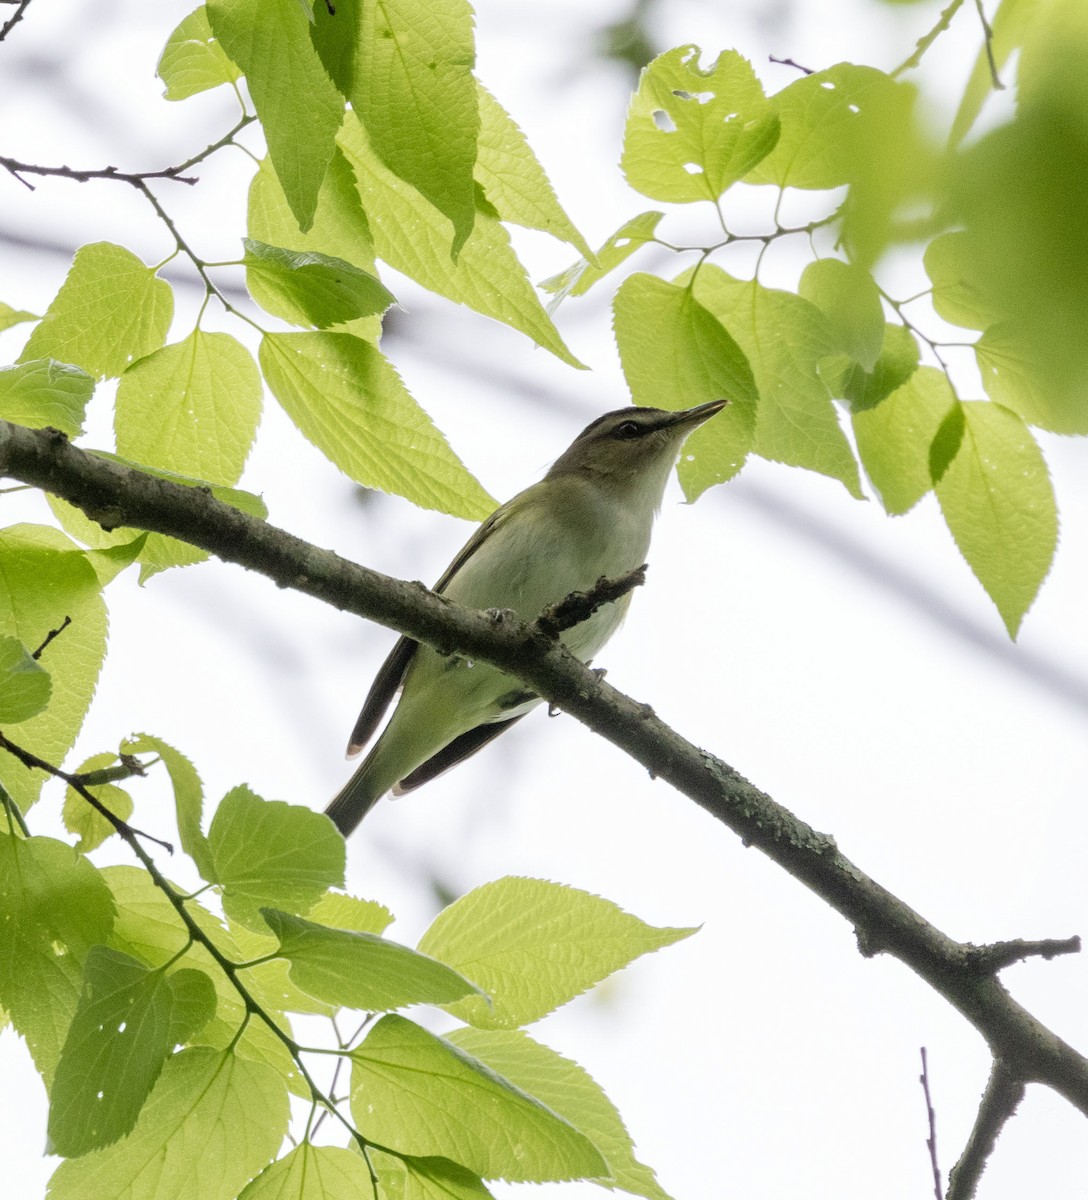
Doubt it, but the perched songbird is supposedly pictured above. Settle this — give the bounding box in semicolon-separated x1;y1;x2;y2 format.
326;400;727;835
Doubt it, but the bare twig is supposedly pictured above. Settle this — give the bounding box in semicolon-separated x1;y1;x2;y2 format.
919;1048;943;1200
0;0;33;43
965;936;1082;974
971;0;1004;90
31;614;70;659
893;0;966;77
536;564;647;640
768;55;814;75
947;1062;1025;1199
3;419;1086;1124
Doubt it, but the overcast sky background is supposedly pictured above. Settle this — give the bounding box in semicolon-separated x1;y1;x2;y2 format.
2;1;1087;1197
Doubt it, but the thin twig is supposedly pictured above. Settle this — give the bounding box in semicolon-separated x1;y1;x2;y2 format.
0;729;378;1174
31;614;70;659
768;55;814;75
947;1062;1025;1200
536;565;647;640
965;936;1081;974
893;0;966;77
972;0;1004;90
0;0;32;42
919;1048;943;1200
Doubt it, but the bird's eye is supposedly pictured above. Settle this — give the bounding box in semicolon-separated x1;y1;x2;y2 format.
614;421;640;439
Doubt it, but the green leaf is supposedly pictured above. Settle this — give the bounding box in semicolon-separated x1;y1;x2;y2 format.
338;117;585;368
46;1047;289;1200
120;735;212;880
205;785;345;928
260;331;496;519
950;0;1041;146
418;876;697;1030
307;890;394;935
115;331;262;485
239;1145;380;1199
350;1014;608;1182
474;84;591;257
62;751;134;853
47;948;216;1156
923;232;1003;331
820;322;920;412
157;6;241;100
262;908;479;1010
101;866;305;1097
0;301;39;332
207;0;343;232
83;536;148;587
540;210;665;303
976;320;1088;435
450;1027;672;1200
0;359;94;436
243;238;395;329
19;243;173;380
0;525;107;812
851;366;956;515
622;46;778;202
342;0;479;256
746;63;900;189
798;258;884;371
687;265;863;496
612;273;757;499
371;1151;494;1200
0;834;115;1082
935;401;1057;638
0;634;51;722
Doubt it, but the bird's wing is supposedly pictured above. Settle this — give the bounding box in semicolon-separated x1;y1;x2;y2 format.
391;713;528;794
345;501;517;757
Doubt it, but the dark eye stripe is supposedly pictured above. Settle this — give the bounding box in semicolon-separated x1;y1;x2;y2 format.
614;421;641;439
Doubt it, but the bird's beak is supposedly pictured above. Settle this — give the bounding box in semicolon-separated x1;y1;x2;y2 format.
661;399;729;430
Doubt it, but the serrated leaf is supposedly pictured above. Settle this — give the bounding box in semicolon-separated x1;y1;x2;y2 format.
798;258;884;371
0;634;51;722
950;0;1042;147
262;908;478;1010
157;6;241;100
0;834;115;1082
244;238;395;329
343;0;479;255
687;266;863;496
120;734;211;879
46;1047;288;1200
260;330;495;519
371;1150;494;1200
935;401;1057;637
240;1144;379;1199
308;890;394;935
417;876;697;1029
351;1014;608;1182
450;1027;673;1200
851;366;956;514
923;232;1003;331
0;301;39;332
338;116;585;368
47;948;215;1156
0;359;93;436
612;273;757;498
975;320;1088;435
205;785;345;928
19;243;173;380
0;525;107;812
474;84;591;257
821;322;920;412
746;63;900;189
540;211;665;304
115;331;262;485
62;751;134;853
208;0;343;232
622;46;778;202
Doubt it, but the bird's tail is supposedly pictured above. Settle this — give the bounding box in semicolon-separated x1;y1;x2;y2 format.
324;763;381;836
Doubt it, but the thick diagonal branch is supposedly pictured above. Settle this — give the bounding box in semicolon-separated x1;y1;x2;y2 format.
2;418;1087;1117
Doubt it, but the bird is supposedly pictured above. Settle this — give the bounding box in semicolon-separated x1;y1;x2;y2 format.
325;399;727;835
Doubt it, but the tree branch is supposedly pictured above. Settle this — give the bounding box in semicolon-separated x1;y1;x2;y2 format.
3;418;1088;1119
947;1061;1025;1199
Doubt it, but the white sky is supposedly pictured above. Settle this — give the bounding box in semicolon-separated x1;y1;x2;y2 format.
1;2;1086;1198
